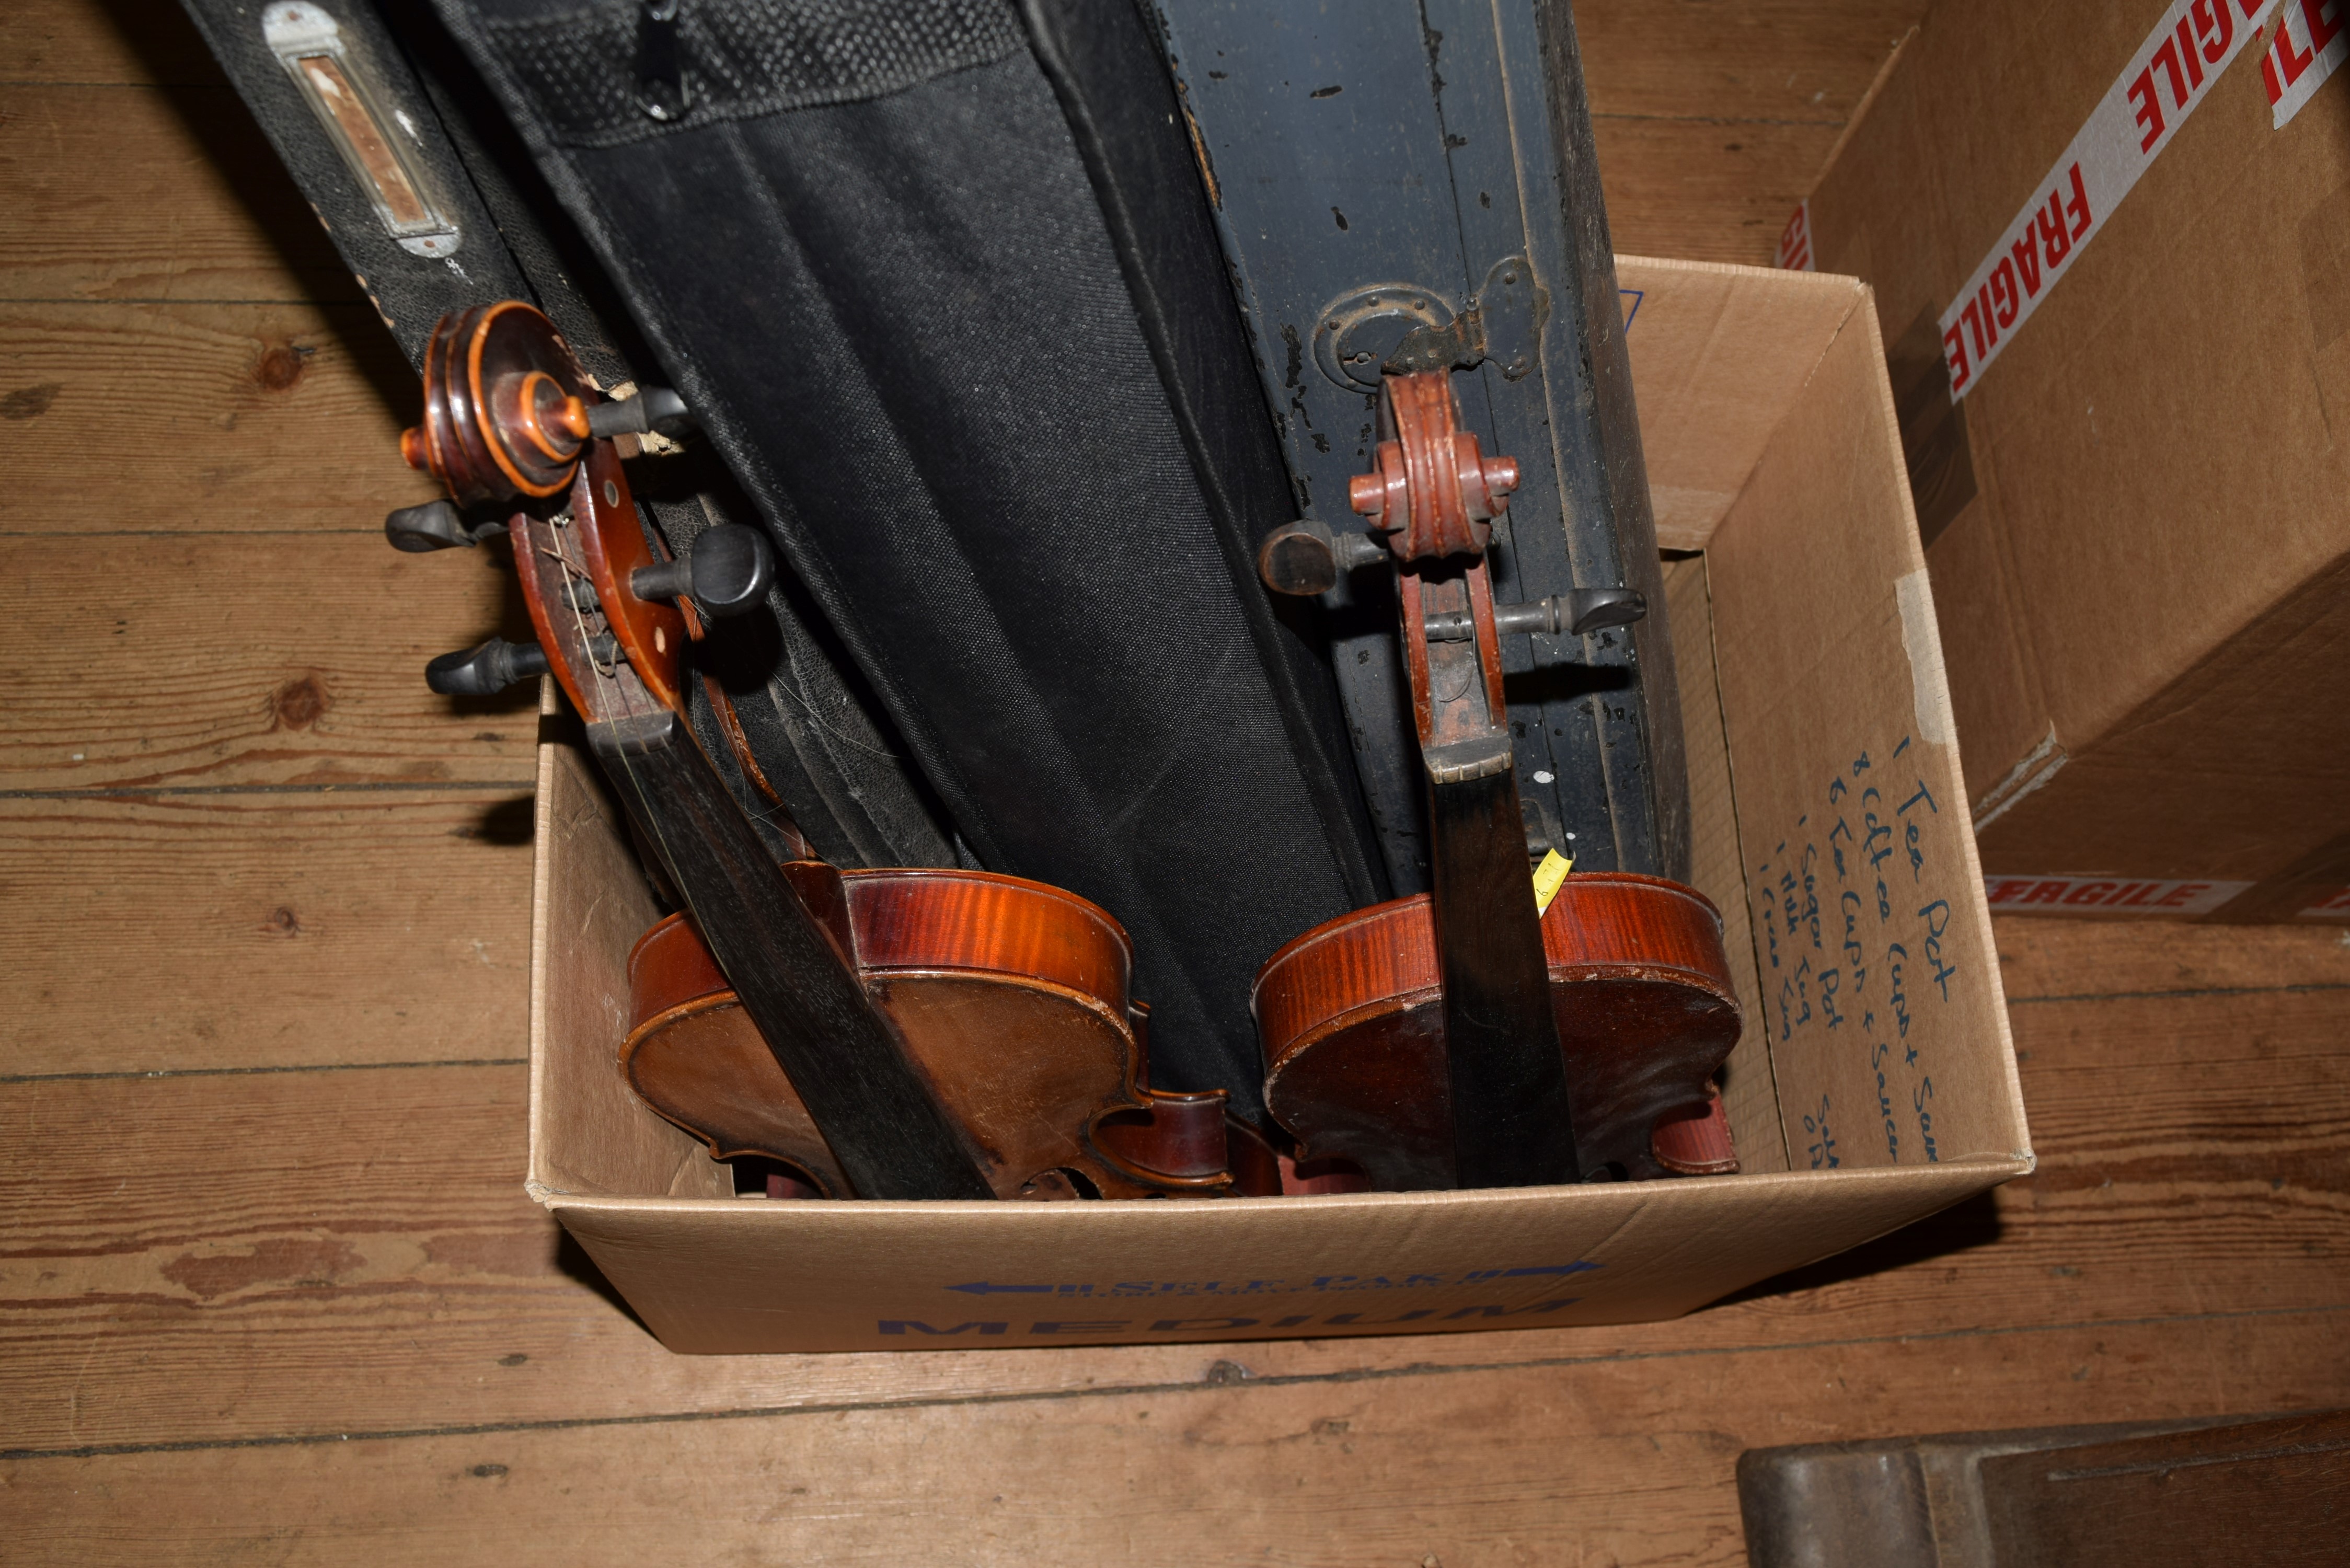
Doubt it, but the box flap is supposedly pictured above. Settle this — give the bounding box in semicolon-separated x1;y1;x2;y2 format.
1618;257;1867;551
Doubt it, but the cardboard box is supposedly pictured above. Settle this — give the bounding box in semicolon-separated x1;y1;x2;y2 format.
1783;0;2350;923
526;258;2031;1355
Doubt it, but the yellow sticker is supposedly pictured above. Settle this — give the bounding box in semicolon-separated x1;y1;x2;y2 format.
1533;848;1573;914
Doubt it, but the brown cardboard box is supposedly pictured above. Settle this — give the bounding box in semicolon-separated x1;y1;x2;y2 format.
1788;0;2350;924
526;258;2031;1356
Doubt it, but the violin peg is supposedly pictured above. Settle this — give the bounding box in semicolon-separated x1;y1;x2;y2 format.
631;524;774;619
1257;520;1386;596
587;385;695;440
1258;520;1338;596
1459;589;1649;641
684;524;773;617
1563;587;1646;633
424;637;549;697
629;550;689;608
385;500;496;552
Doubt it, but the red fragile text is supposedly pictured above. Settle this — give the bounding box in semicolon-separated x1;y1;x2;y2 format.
1945;165;2089;394
1983;875;2248;915
2263;0;2345;104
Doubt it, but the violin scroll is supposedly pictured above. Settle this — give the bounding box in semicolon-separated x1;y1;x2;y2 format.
397;299;696;508
1346;370;1519;561
401;301;594;506
395;300;766;715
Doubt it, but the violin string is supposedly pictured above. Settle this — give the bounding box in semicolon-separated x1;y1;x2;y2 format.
522;494;678;910
706;678;816;852
759;648;897;762
548;511;624;684
690;481;893;763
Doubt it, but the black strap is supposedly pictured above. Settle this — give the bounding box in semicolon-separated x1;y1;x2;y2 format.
590;710;994;1200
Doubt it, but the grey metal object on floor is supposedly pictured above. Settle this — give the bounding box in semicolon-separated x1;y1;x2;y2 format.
1738;1411;2350;1566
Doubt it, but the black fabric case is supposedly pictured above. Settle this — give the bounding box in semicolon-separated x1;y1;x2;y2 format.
431;0;1388;1118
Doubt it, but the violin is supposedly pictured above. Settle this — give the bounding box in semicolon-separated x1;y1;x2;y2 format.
612;739;1236;1203
1250;370;1741;1190
395;299;1231;1200
624;896;1232;1200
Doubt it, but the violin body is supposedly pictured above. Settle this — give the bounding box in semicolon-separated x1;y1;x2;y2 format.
625;864;1231;1200
1255;873;1740;1188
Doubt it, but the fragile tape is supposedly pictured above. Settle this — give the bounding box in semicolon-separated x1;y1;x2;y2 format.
1775;200;1814;272
1983;874;2252;915
2263;0;2349;126
1941;0;2282;400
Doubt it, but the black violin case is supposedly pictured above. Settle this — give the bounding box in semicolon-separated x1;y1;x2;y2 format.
180;0;1678;1122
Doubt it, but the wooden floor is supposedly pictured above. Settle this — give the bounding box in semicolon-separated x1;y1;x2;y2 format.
6;0;2348;1561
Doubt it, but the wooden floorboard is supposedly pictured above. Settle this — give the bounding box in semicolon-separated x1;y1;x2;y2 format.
0;794;533;1077
1576;1;1920;125
0;83;358;302
2;533;536;791
1995;914;2350;999
5;1309;2343;1568
6;0;226;88
0;301;438;531
5;951;2342;1460
10;0;2340;1561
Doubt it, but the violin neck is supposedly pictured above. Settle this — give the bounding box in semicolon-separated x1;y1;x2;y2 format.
1425;753;1583;1186
587;709;994;1200
1400;560;1585;1188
